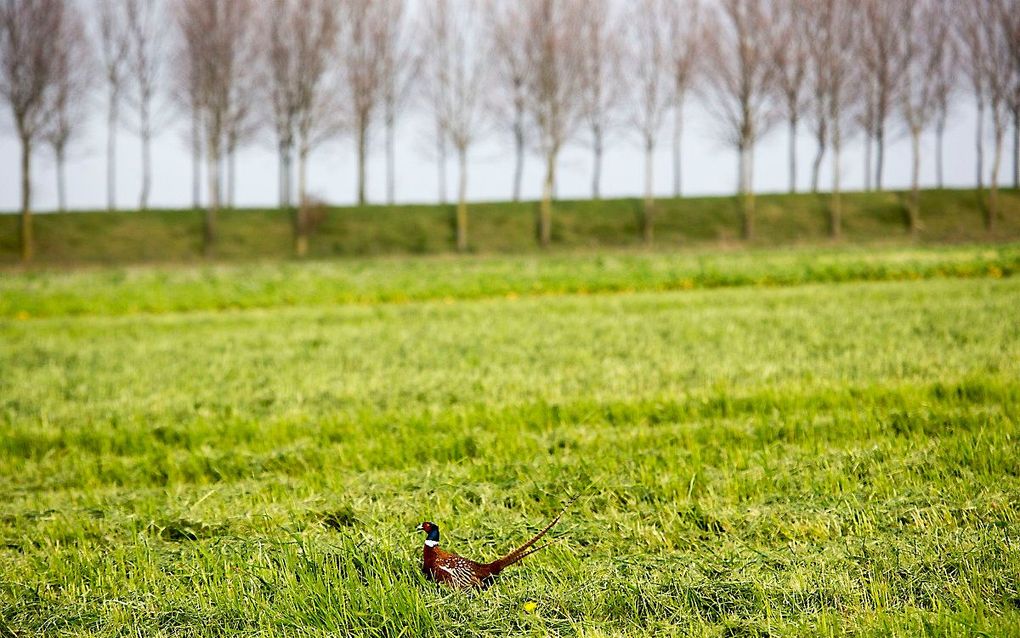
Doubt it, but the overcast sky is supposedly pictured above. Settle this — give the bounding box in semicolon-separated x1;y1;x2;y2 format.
0;92;992;213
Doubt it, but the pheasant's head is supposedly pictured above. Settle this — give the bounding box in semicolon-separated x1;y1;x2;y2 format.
415;521;440;545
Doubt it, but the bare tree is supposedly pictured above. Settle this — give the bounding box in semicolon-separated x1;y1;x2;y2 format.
702;0;776;240
174;0;256;255
45;4;93;213
957;2;989;192
169;9;203;210
223;59;260;209
289;0;341;255
929;0;957;190
629;0;673;243
858;0;908;191
487;1;532;202
805;0;859;238
418;0;452;204
769;0;809;194
421;0;487;251
668;0;704;198
899;0;943;236
806;18;829;194
986;0;1016;227
998;0;1020;189
124;0;165;212
1;0;67;261
264;0;298;210
856;65;878;191
522;0;585;246
378;0;415;206
340;0;388;206
95;0;129;211
577;0;625;201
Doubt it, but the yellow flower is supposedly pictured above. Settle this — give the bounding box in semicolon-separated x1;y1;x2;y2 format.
15;311;30;321
523;601;537;614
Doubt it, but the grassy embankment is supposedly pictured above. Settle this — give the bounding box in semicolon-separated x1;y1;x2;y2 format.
1;245;1019;636
1;188;1018;265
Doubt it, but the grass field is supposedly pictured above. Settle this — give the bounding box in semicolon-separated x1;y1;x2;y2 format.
2;188;1019;265
2;245;1020;636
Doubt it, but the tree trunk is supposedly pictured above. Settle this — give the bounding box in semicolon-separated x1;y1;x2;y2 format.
437;119;447;205
512;103;524;202
357;118;368;206
19;137;33;262
386;113;396;205
592;127;603;200
739;142;754;241
295;146;309;257
811;137;825;194
456;146;468;252
205;142;220;257
787;116;797;194
976;99;985;190
227;147;236;209
538;151;555;246
908;130;921;236
864;133;873;192
140;102;151;211
673;96;685;197
1013;106;1019;189
745;144;755;241
279;143;293;209
643;139;655;244
989;127;1004;232
936;120;945;189
107;86;118;212
191;106;202;210
737;141;745;194
56;145;67;214
875;123;885;191
830;138;841;239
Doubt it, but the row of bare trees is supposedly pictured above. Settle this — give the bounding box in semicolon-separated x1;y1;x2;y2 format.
3;0;1019;262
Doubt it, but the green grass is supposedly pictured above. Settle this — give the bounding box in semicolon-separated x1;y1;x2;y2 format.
1;188;1018;265
2;247;1020;636
2;243;1017;319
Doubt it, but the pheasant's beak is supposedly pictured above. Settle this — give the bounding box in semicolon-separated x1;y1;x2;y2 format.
414;523;424;533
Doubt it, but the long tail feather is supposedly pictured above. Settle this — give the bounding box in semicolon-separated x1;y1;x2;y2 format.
487;494;578;574
501;536;565;567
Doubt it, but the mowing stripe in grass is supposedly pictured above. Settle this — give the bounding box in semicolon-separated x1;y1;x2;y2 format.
1;243;1017;318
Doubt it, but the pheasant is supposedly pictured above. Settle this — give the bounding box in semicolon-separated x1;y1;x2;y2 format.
415;498;575;589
